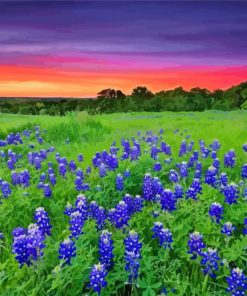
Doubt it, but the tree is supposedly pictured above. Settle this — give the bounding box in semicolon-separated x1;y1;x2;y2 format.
131;86;154;99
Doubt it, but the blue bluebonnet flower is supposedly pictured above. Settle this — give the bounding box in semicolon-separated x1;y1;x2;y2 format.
152;177;163;195
241;164;247;179
174;184;183;199
88;263;108;294
213;158;220;173
12;229;29;267
69;160;77;172
99;163;107;178
75;176;83;191
86;166;91;174
1;181;12;198
47;166;54;175
76;168;84;179
226;267;247;296
152;222;173;249
243;143;247;152
69;210;85;239
39;173;46;183
116;173;124;191
34;157;42;170
59;163;67;177
169;169;180;183
160;189;176;212
26;223;46;261
19;169;30;188
151;144;159;159
165;145;171;155
142;173;154;201
34;207;52;236
211;151;217;159
130;146;140;161
224;150;236;168
7;159;15;170
108;201;129;228
205;166;217;187
58;238;76;265
99;230;114;270
90;201;107;230
154;162;162;172
221;222;235;236
124;230;142;283
179;161;188;178
11;171;20;186
124;169;130;178
0;232;4;240
123;194;143;215
243;218;247;235
209;202;224;223
49;174;56;186
43;183;52;198
188;231;206;259
77;153;84;162
186;179;202;200
179;140;187;157
219;172;228;188
223;183;239;205
161;141;166;153
200;248;220;278
210;139;221;151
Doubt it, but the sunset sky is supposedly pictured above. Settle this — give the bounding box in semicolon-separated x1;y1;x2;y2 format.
0;1;247;97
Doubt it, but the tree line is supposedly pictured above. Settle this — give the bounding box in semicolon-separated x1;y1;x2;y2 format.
0;81;247;116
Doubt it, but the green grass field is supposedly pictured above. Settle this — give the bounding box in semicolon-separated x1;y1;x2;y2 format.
0;111;247;296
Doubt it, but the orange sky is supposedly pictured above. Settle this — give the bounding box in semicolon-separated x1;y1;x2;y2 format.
1;65;247;97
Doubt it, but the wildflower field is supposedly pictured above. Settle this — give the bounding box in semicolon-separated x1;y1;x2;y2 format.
0;110;247;296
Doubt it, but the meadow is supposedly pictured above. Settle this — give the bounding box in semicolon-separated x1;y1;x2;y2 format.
0;110;247;296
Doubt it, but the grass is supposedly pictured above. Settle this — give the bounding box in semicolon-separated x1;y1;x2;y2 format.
0;110;247;296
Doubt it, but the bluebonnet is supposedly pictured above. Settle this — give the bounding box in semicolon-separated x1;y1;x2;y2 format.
142;173;154;201
77;153;84;162
211;151;217;159
43;184;52;198
209;202;224;223
241;164;247;179
49;174;56;186
174;184;183;199
12;229;29;267
160;189;176;212
99;230;114;270
179;140;187;157
34;157;42;170
165;144;171;155
58;238;76;265
210;139;221;151
34;207;52;236
130;145;140;161
169;169;180;183
7;159;15;170
116;173;124;191
151;144;159;159
152;177;163;195
59;163;67;177
223;183;239;205
20;169;30;187
76;168;84;179
186;179;202;200
11;171;20;186
39;173;46;183
69;160;77;172
69;210;85;239
243;188;247;200
99;163;107;178
205;166;217;187
213;158;220;173
75;194;89;216
221;222;235;236
26;224;46;262
86;166;91;174
161;141;166;153
154;162;162;172
88;263;108;295
1;181;12;198
123;194;143;215
124;169;130;178
188;232;206;259
108;201;129;228
75;176;83;191
200;248;220;278
0;232;4;240
224;150;236;168
124;230;142;283
90;201;107;230
219;172;228;188
152;222;173;249
226;267;247;296
179;161;188;178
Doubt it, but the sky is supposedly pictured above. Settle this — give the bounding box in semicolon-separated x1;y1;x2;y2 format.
0;1;247;97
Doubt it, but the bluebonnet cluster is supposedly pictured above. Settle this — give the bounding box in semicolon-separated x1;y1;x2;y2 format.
34;207;52;236
12;224;46;267
186;179;202;200
90;201;107;230
204;166;217;187
210;139;221;151
116;173;124;191
88;263;108;294
226;267;247;296
124;230;142;283
174;184;183;199
160;189;177;212
179;140;187;157
209;202;224;223
153;162;162;172
223;183;239;205
178;161;188;178
188;232;206;259
122;194;143;215
99;230;114;270
92;150;118;176
108;201;129;228
221;222;235;236
1;181;12;198
77;153;84;162
58;238;76;265
219;172;228;188
142;173;154;201
43;183;52;198
200;248;220;278
169;169;180;183
224;150;236;168
152;222;173;249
